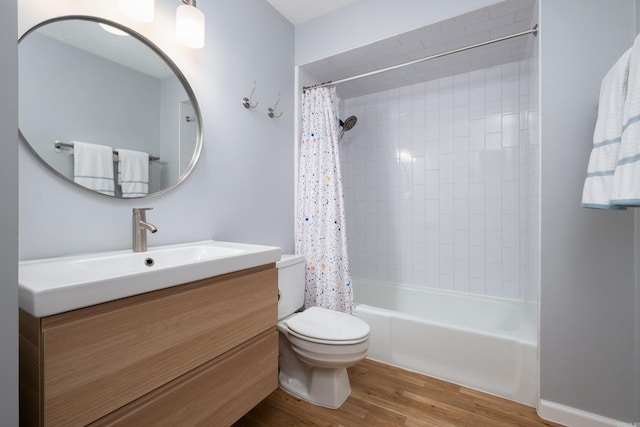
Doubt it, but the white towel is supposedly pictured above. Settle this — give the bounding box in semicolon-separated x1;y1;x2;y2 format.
116;148;149;198
611;34;640;206
581;48;631;209
73;141;115;196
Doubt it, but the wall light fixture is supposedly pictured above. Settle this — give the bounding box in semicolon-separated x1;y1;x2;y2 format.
175;0;205;49
118;0;155;23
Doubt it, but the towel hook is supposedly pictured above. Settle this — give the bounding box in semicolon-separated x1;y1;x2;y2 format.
267;93;283;118
242;81;259;109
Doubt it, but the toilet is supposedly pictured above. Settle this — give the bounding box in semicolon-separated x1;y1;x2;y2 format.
276;254;370;409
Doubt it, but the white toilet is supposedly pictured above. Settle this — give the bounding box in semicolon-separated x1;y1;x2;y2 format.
276;254;370;409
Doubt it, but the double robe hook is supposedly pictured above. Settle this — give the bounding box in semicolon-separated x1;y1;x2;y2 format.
242;81;283;118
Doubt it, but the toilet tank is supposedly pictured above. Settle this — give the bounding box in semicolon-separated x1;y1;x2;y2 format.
277;254;306;319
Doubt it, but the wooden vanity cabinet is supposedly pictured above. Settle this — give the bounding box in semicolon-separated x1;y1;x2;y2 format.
19;264;279;427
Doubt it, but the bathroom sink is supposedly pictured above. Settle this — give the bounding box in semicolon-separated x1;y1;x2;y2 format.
70;244;246;274
19;240;281;317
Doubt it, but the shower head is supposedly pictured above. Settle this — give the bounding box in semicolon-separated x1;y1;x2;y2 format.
340;115;358;132
339;115;357;139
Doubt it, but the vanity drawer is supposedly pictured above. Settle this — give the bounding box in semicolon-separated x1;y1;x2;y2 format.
25;264;277;427
91;329;278;426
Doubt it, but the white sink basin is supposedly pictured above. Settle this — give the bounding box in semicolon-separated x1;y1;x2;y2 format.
19;240;281;317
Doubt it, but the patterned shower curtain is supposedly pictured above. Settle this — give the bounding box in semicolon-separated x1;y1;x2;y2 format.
296;86;354;315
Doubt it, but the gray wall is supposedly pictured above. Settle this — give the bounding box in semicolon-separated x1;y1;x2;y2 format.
539;0;639;422
18;0;295;260
0;0;18;424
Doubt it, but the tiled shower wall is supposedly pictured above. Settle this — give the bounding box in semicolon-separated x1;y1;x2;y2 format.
341;58;539;302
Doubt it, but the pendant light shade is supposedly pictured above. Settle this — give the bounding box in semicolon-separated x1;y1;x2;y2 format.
176;0;205;49
118;0;155;22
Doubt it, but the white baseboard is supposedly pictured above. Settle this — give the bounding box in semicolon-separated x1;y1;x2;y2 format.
538;399;636;427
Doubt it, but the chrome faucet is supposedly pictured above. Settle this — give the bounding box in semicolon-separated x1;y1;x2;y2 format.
132;207;157;252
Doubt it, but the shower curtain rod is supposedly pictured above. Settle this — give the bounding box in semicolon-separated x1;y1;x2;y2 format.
303;25;538;91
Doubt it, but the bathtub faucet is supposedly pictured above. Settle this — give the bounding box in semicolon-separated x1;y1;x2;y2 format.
132;207;157;252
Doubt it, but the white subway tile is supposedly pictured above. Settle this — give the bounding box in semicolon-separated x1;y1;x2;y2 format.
454;168;469;199
455;229;469;260
469;182;485;214
502;181;520;215
469;119;485;150
502;113;520;147
502;249;520;282
426;148;440;171
454;198;469;230
485;74;502;101
439;153;454;183
413;127;426;156
485;199;502;231
426;258;440;287
426;229;440;257
439;123;454;152
440;244;454;276
439;214;455;245
426;111;440;126
502;147;520;181
454;261;470;292
469;214;485;246
486;231;502;263
469;151;485;183
413;189;426;214
502;80;519;114
413;156;426;186
485;263;503;297
470;246;485;278
502;214;520;248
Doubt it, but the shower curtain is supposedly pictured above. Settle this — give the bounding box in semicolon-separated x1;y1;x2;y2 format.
296;86;354;315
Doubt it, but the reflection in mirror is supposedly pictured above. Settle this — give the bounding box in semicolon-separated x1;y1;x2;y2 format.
19;17;202;198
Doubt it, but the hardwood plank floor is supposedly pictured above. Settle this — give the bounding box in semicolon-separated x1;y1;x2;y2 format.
234;359;564;427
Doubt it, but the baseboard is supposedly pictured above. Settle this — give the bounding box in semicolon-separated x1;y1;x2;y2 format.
538;399;636;427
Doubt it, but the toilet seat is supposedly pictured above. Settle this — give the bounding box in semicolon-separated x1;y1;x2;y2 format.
285;307;370;345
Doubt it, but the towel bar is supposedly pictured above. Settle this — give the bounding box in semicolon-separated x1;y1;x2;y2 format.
54;140;160;161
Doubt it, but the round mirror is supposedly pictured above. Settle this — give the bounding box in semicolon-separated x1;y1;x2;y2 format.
18;16;203;198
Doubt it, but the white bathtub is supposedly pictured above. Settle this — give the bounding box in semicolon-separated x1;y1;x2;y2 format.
354;279;538;406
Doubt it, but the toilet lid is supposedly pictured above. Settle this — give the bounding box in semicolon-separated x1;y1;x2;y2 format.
286;307;370;341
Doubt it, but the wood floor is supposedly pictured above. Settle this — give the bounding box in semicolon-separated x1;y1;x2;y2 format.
234;359;564;427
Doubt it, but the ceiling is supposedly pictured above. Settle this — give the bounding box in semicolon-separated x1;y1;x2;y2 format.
265;0;359;25
298;0;537;99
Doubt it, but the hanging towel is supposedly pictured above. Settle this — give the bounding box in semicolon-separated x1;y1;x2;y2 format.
611;34;640;206
73;141;115;196
116;148;149;198
581;48;631;209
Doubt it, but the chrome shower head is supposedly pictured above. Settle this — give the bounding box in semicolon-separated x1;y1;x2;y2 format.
340;115;358;132
339;115;357;139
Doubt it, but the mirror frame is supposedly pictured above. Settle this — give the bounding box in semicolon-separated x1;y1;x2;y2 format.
18;15;203;198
